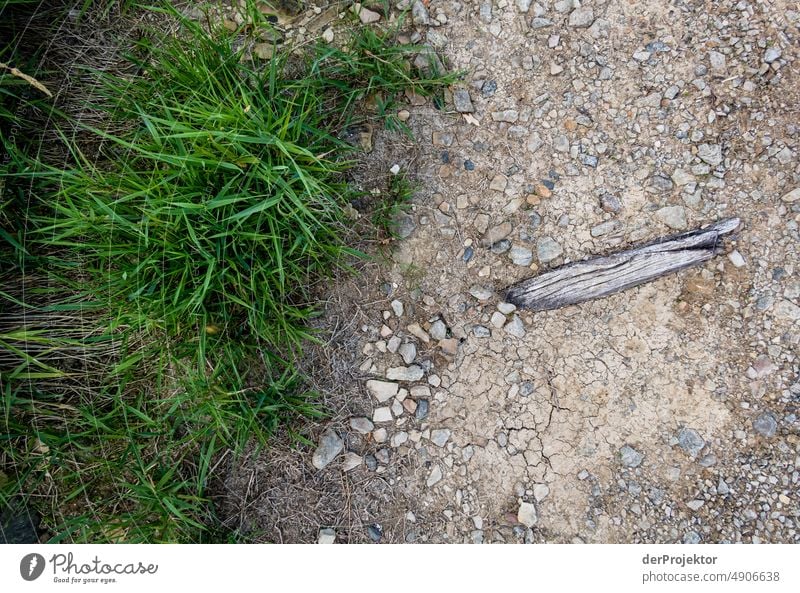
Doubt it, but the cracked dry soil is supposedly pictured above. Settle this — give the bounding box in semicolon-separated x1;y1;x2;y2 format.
221;0;799;544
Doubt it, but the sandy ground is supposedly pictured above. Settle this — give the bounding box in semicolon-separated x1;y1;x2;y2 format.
221;0;799;544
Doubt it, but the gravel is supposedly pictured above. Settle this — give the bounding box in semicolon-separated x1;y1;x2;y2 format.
620;445;644;468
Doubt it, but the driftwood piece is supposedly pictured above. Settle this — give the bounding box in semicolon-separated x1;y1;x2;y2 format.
505;218;741;311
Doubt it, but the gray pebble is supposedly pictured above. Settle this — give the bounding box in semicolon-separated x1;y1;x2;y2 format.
753;411;777;437
677;427;705;457
537;237;563;263
509;246;533;266
619;445;643;468
415;399;429;420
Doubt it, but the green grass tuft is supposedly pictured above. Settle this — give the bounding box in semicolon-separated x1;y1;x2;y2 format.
0;0;456;542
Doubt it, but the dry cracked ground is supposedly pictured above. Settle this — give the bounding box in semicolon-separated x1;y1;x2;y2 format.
220;0;800;544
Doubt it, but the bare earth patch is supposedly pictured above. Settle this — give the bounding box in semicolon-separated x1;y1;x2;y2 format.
222;0;799;544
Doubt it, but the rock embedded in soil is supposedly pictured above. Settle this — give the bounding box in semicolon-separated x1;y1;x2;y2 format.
697;143;723;166
655;205;688;230
373;407;393;423
367;379;399;402
415;399;429;420
753;412;778;437
781;188;800;202
427;464;443;487
491;311;507;328
469;285;494;300
537;236;563;263
318;528;336;544
312;429;344;470
407;323;431;343
342;453;363;472
481;222;513;246
353;3;381;24
505;315;526;338
453;87;474;113
398;342;417;365
430;429;451;447
386;365;424;382
350;417;374;434
411;0;430;25
509;246;533;266
517;502;538;527
429;319;447;340
568;6;594;28
619;445;643;468
677;427;705;457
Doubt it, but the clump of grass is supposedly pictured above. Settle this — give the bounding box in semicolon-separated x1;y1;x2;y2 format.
1;1;456;542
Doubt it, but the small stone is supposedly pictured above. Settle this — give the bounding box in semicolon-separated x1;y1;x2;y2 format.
655;205;688;230
579;154;599;168
481;222;513;246
491;311;507;328
510;246;533;266
373;407;392;423
491;239;511;254
312;429;344;470
367;380;399;402
753;412;777;437
429;320;447;340
389;163;401;175
568;6;594;28
407;323;431;343
505;315;526;338
453;88;474;113
481;80;497;98
342;452;362;471
600;193;622;213
398;342;417;365
391;431;408;448
517;0;533;12
253;44;274;60
390;299;404;317
350;417;374;434
677;427;705;457
780;188;800;203
403;399;417;414
533;484;550;502
591;221;618;237
473;325;491;338
321;28;334;43
439;338;459;357
671;168;695;186
387;335;401;353
415;399;429;420
686;499;705;511
411;0;430;25
354;3;381;24
717;479;729;495
430;429;451;447
394;212;415;238
683;531;701;544
728;250;745;268
469;285;494;300
372;428;388;443
697;143;723;166
386;365;424;382
464;160;475;171
427;464;443;487
498;302;516;314
708;50;726;72
318;528;336;544
367;524;382;542
517;501;538;527
651;174;674;192
619;445;643;468
537;237;563;263
490;174;508;192
530;17;553;29
764;47;781;63
398;109;410;122
491;110;519;123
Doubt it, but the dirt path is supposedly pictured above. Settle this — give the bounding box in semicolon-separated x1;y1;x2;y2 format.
223;0;799;543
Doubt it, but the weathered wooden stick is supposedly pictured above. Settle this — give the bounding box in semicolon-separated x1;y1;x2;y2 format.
505;218;741;311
